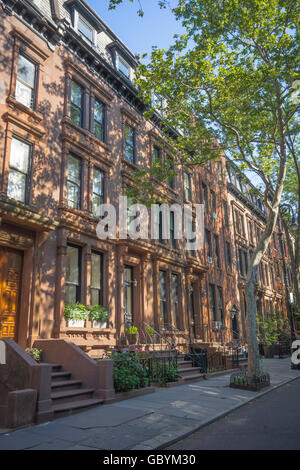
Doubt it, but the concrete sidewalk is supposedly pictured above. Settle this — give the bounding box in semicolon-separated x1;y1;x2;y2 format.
0;358;299;450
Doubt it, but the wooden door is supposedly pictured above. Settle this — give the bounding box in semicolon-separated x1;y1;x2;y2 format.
0;248;23;340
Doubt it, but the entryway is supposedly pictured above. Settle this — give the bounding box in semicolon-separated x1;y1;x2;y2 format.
0;247;23;340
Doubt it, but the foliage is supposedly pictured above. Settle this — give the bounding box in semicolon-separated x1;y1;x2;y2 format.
257;311;290;346
89;305;109;323
109;350;149;393
146;326;156;335
25;348;42;363
152;360;179;384
126;325;138;335
64;302;89;321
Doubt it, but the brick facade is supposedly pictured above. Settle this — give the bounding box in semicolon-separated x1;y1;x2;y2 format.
0;0;289;356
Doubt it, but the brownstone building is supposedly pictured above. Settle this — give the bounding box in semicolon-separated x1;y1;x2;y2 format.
0;0;289;357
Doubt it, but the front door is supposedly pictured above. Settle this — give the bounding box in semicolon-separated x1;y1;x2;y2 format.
0;248;23;340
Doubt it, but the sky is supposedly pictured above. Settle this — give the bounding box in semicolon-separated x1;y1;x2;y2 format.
88;0;183;58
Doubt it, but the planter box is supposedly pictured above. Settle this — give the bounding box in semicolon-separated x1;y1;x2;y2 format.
67;319;85;328
92;321;107;329
152;381;181;388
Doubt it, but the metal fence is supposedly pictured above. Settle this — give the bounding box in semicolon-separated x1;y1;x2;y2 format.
184;348;240;374
113;354;179;389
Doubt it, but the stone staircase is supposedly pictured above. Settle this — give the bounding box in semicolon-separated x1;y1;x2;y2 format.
50;363;103;417
177;356;205;383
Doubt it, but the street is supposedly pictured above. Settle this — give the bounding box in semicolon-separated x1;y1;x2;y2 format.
167;377;300;450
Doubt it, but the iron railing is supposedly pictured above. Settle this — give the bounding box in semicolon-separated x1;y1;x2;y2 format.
113;353;179;387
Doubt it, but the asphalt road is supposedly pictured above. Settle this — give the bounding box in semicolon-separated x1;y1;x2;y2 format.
167;378;300;450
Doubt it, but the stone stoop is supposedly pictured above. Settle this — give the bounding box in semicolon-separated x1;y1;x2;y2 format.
49;364;103;418
177;358;205;383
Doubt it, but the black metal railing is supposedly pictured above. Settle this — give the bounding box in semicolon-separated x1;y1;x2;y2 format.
183;347;240;374
113;353;179;391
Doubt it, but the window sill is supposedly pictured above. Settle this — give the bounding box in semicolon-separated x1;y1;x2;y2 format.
6;95;43;123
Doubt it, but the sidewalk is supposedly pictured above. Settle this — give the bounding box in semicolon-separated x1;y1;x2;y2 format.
0;357;299;450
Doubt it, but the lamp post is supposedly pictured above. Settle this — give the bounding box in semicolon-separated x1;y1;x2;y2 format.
278;204;297;345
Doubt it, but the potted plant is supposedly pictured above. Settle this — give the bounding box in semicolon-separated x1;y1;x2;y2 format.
25;348;42;363
126;325;139;345
146;326;156;336
89;305;109;329
64;302;88;328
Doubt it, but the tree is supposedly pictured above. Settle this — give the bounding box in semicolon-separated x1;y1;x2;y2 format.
281;131;300;318
109;0;300;379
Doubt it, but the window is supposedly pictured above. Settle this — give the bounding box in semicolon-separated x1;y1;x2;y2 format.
7;137;31;203
78;16;94;42
94;99;105;141
222;201;229;226
238;248;248;276
159;271;168;328
205;229;212;259
118;57;130;79
70;81;83;127
209;284;217;321
171;274;180;329
184;172;191;201
167;157;175;189
248;220;254;243
201;184;208;211
66;245;81;303
225;241;232;272
235;210;245;237
90;252;103;306
216;287;224;323
210;190;216;217
125;124;135;163
67;154;81;209
92;168;104;217
153;146;161;162
15;54;37;109
214;234;220;267
170;211;176;249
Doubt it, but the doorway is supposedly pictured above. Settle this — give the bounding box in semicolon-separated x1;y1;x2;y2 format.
0;247;23;340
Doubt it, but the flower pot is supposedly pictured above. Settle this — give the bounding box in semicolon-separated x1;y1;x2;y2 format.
92;320;107;329
127;334;137;345
68;319;85;328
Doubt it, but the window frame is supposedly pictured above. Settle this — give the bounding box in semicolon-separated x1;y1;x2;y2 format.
65;244;82;304
15;52;38;110
70;80;84;128
90;251;104;306
7;135;32;205
124;123;135;164
67;153;82;210
92;167;105;218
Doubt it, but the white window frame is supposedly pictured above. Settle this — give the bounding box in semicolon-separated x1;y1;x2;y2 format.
74;10;97;46
116;53;132;81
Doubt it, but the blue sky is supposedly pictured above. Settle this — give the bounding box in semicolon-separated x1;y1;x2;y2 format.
88;0;183;58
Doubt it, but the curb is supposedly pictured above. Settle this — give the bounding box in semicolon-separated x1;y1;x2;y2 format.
131;374;300;450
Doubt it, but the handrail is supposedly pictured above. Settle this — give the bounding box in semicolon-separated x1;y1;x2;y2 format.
141;322;175;351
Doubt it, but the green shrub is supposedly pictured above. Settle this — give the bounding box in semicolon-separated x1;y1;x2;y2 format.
110;351;148;393
89;305;109;323
64;302;89;321
126;325;138;335
152;360;179;384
